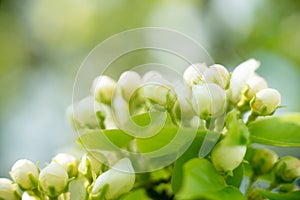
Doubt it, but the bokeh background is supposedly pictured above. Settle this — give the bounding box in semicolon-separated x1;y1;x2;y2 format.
1;0;300;177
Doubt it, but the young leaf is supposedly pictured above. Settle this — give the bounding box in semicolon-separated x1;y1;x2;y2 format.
176;158;226;199
77;129;134;150
248;113;300;146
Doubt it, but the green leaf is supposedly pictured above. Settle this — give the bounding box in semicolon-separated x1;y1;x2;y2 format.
225;163;244;188
195;186;246;200
226;110;249;146
77;129;134;150
119;189;151;200
248;113;300;146
254;189;300;200
176;158;227;199
171;130;206;192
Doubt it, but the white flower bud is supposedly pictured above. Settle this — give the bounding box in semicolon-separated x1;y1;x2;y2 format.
142;71;162;82
250;88;281;116
91;75;116;104
39;163;68;197
211;142;247;172
183;63;208;86
52;153;78;178
78;153;102;177
0;178;20;200
118;71;143;100
191;83;226;119
22;192;39;200
228;59;260;103
10;159;39;190
73;96;104;128
244;76;268;100
143;84;176;109
91;158;135;200
203;64;229;89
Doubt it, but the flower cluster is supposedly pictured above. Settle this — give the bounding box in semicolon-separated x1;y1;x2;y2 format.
1;58;297;200
0;153;135;200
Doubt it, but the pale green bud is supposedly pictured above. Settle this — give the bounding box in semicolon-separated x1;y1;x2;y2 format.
91;158;135;200
0;178;20;200
251;148;278;175
39;163;68;197
52;153;78;178
118;71;143;100
211;141;247;172
274;156;300;183
244;76;268;100
191;83;226;119
203;64;229;89
91;75;116;104
228;59;260;103
10;159;39;190
250;88;281;116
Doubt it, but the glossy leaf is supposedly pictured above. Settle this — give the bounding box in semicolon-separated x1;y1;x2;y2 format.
77;129;133;150
248;113;300;146
171;130;206;192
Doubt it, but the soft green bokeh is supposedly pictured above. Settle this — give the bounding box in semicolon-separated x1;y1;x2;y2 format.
0;0;299;177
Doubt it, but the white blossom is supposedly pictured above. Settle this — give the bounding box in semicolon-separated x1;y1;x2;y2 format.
10;159;39;190
39;163;68;197
118;71;143;100
203;64;229;89
191;83;226;119
91;75;116;104
91;158;135;200
228;59;260;103
250;88;281;116
52;153;78;178
183;63;208;86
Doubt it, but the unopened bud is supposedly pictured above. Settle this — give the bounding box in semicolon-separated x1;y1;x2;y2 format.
91;158;135;200
191;83;226;119
72;96;105;129
118;71;143;100
211;141;246;172
203;64;229;89
52;153;78;178
183;63;208;86
39;163;68;197
250;88;281;116
251;148;278;175
228;59;260;103
244;76;268;100
0;178;21;200
78;153;102;178
91;75;116;104
10;159;39;190
22;192;39;200
143;84;176;109
274;156;300;183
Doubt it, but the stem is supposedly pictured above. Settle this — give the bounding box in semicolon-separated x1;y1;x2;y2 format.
246;174;257;197
246;112;258;125
268;179;279;191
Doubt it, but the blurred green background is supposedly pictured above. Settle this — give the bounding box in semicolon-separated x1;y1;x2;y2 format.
1;0;299;177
